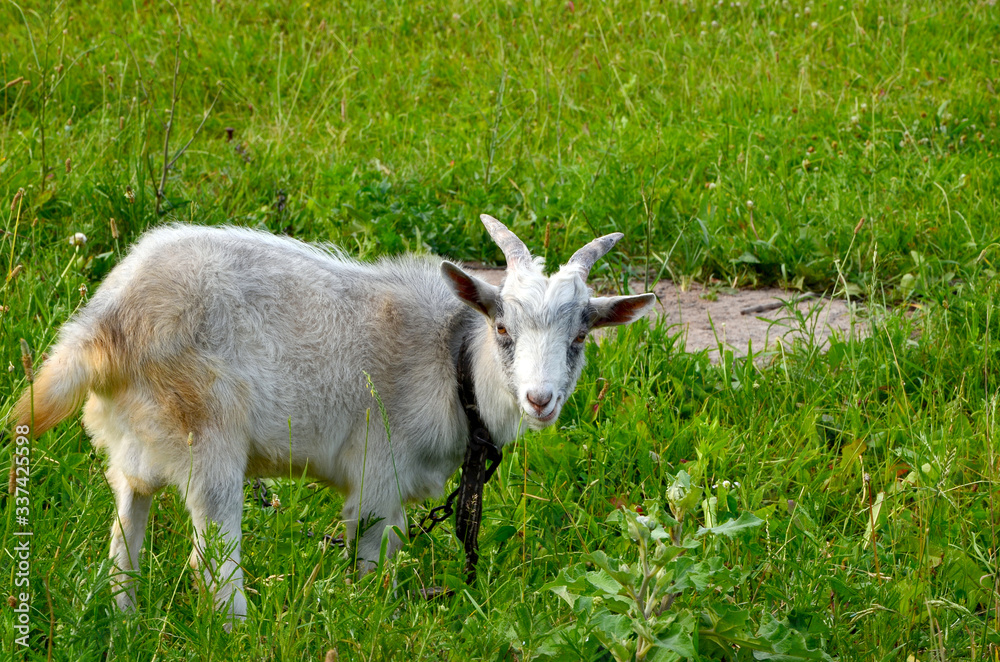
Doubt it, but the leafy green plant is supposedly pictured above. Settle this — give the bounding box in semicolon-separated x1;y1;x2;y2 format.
543;471;830;661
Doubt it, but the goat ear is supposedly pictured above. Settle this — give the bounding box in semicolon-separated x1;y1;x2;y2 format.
441;261;499;317
590;293;657;328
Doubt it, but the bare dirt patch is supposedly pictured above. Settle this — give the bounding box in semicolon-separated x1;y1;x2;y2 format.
466;268;865;360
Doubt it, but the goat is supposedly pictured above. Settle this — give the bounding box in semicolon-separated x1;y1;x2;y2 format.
10;214;656;619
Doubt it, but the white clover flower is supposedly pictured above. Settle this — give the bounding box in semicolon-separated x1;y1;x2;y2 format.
69;232;88;247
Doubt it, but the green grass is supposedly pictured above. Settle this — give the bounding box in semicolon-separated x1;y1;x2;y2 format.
2;0;999;659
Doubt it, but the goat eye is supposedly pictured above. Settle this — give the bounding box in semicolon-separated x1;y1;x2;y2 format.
574;331;587;344
496;323;508;336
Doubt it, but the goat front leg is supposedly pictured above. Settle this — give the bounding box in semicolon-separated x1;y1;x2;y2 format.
182;461;247;621
342;483;407;576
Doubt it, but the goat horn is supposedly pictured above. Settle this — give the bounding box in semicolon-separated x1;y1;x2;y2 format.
480;214;532;269
564;233;623;280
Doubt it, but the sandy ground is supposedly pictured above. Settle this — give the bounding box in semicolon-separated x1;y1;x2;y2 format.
466;268;866;361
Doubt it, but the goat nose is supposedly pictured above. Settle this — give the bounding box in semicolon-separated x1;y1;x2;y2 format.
526;389;553;410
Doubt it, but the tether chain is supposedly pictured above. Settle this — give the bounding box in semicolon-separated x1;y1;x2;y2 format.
450;337;503;582
408;430;502;539
410;338;504;583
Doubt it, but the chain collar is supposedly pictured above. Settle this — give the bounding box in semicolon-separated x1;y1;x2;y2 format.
410;336;503;583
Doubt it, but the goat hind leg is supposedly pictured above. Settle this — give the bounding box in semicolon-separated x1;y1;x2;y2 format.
107;465;155;611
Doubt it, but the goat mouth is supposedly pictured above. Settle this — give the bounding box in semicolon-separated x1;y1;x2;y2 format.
524;405;560;427
535;409;558;422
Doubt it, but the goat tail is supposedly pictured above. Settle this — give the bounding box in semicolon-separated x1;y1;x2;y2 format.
10;327;111;439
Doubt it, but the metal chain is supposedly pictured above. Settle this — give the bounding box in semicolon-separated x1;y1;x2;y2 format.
409;485;461;537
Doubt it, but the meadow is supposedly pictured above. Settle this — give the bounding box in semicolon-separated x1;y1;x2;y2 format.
1;0;999;659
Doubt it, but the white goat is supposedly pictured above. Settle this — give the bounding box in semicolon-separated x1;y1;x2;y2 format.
11;214;655;618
